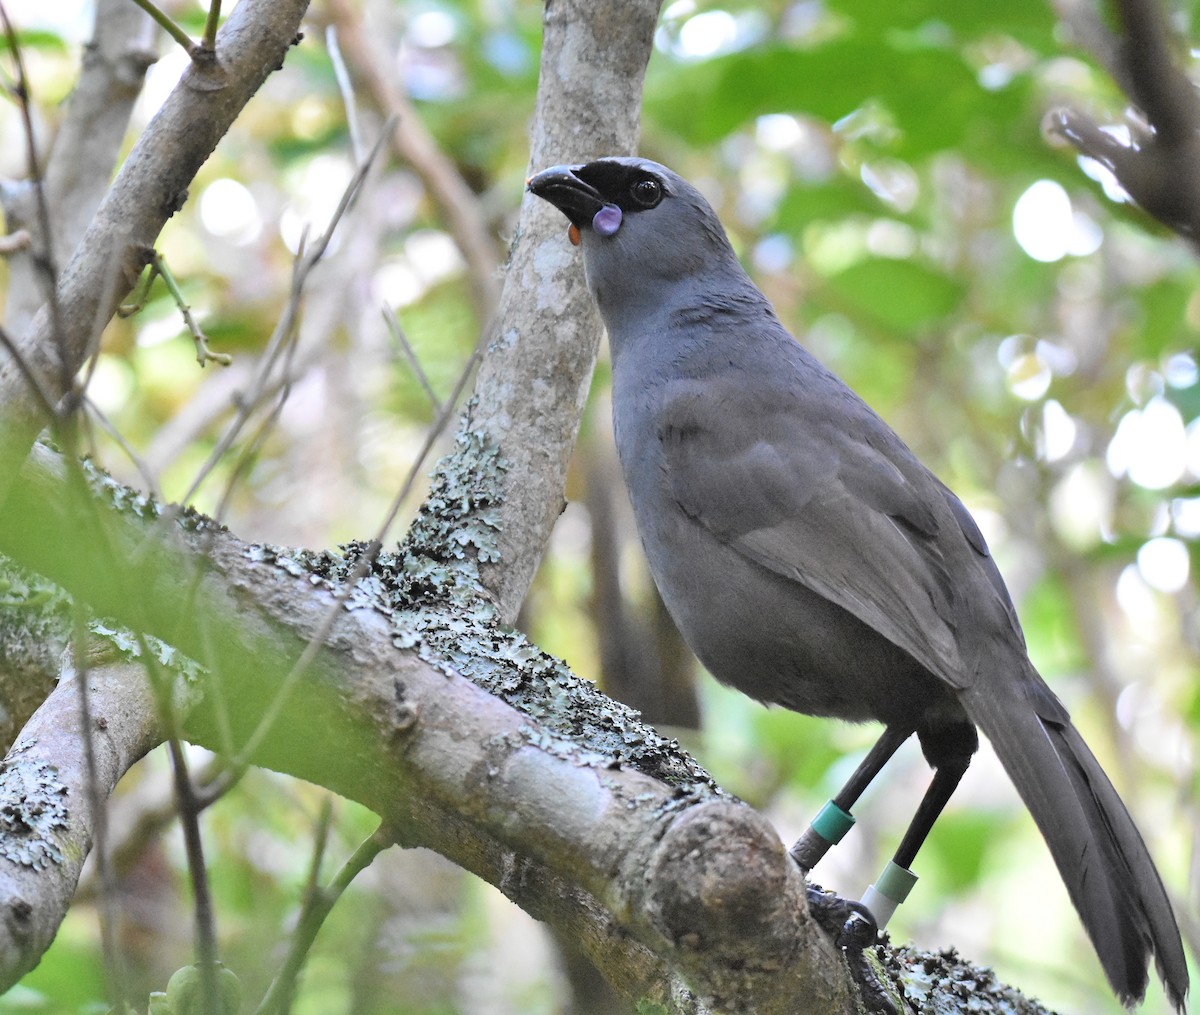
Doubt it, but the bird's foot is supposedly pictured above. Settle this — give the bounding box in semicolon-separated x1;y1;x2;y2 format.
805;886;899;1015
805;885;877;948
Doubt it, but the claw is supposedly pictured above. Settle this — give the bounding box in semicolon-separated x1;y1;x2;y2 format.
838;902;879;950
806;886;897;1015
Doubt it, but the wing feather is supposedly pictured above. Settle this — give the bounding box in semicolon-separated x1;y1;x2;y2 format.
659;375;970;687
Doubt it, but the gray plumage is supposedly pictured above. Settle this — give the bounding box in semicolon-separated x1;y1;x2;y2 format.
527;156;1187;1010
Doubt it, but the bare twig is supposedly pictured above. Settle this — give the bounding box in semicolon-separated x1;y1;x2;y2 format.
325;26;363;163
180;121;392;508
119;251;232;367
195;331;480;811
83;396;164;501
0;324;59;424
382;304;442;412
0;2;66;396
1113;0;1200;146
125;0;200;57
2;0;155;338
0;0;310;505
70;607;128;1008
322;0;501;324
254;809;393;1015
202;0;223;52
137;634;221;1013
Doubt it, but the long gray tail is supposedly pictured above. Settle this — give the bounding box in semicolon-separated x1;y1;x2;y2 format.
963;672;1188;1011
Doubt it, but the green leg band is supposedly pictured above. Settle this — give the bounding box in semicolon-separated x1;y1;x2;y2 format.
810;800;855;844
861;860;918;930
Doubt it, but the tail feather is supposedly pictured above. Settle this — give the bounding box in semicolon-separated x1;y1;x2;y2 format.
963;675;1188;1011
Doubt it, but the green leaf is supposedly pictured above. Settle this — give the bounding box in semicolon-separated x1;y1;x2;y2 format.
832;0;1056;49
1135;278;1194;359
647;41;993;158
820;257;964;332
772;178;894;231
0;29;68;55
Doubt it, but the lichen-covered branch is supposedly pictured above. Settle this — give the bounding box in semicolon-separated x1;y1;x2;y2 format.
0;441;861;1014
0;659;178;987
0;439;1063;1014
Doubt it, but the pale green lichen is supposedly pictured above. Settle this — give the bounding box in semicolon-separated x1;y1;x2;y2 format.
88;621;205;684
248;408;721;795
81;457;226;537
881;945;1054;1015
0;740;69;870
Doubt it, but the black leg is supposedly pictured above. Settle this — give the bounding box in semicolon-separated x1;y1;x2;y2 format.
789;725;912;870
893;755;971;870
860;753;972;928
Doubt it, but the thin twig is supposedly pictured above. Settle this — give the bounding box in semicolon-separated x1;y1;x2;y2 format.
157;253;232;367
193;331;480;812
180;120;394;508
1049;0;1200;243
138;633;221;1014
119;252;232;367
124;0;197;57
201;0;223;52
69;230;137;423
325;27;363;164
210;382;288;523
1113;0;1200;147
168;735;221;1009
83;395;164;502
0;322;59;422
382;304;442;412
254;819;392;1015
323;0;501;324
70;596;129;1008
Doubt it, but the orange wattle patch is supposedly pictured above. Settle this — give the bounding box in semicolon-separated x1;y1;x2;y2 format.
568;224;581;246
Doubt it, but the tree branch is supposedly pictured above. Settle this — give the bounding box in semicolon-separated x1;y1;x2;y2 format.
1047;0;1200;243
472;0;664;622
0;657;179;987
322;0;502;326
0;0;311;500
1;0;157;338
0;444;858;1013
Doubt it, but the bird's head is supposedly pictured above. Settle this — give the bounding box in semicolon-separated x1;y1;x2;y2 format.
526;157;742;326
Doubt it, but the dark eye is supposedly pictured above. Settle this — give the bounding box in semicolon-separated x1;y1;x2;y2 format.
630;177;662;207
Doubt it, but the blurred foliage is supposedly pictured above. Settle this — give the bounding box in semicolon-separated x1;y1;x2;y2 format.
1;0;1198;1012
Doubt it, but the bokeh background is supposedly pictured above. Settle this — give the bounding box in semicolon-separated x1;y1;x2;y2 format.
0;0;1197;1012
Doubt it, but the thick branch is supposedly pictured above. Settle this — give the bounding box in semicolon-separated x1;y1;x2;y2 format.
0;660;178;986
0;446;859;1013
472;0;663;622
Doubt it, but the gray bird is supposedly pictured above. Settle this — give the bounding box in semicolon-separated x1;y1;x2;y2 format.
528;156;1188;1010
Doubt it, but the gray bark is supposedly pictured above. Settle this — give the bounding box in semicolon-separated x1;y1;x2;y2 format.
473;0;664;623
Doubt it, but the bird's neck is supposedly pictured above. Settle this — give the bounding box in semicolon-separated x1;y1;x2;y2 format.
603;264;776;371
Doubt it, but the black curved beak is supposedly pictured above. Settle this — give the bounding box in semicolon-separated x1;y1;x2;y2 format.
526;164;604;229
